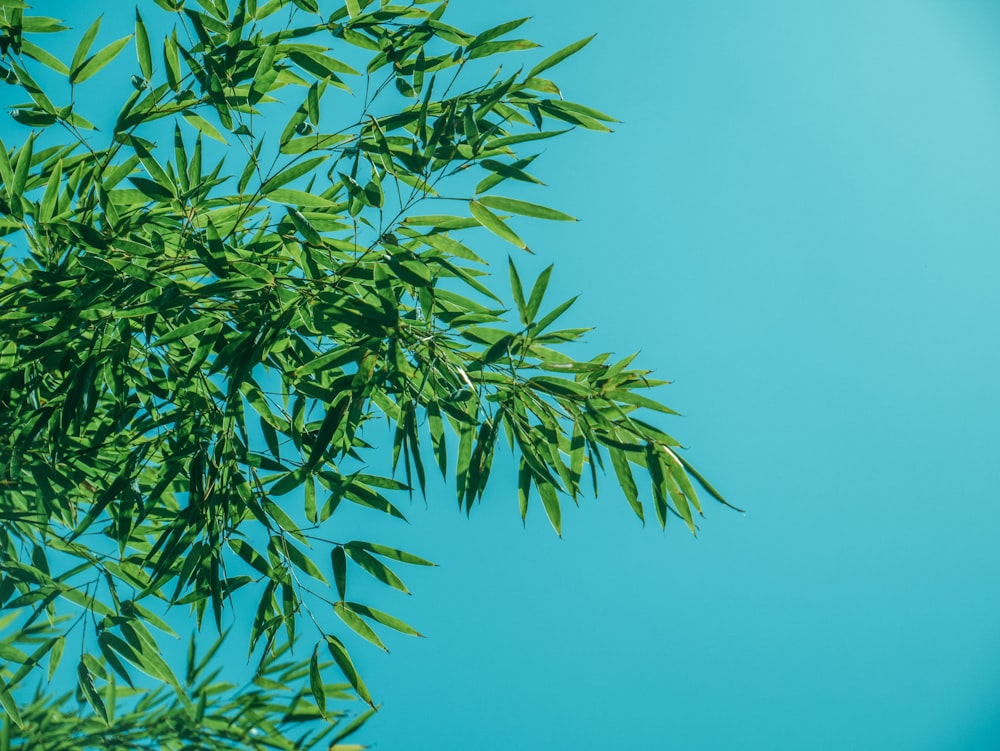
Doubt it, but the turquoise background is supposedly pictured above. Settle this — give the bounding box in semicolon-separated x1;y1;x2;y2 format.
22;1;1000;748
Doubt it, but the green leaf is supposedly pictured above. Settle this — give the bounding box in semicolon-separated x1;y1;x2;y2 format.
537;478;562;536
470;17;530;47
518;458;531;522
332;546;347;601
470;200;528;251
525;264;552;323
265;188;335;207
346;602;421;636
347;541;435;567
21;16;68;33
181;111;228;144
0;675;22;729
77;661;109;725
467;39;539;60
325;635;373;706
345;545;409;593
0;644;28;663
479;195;576;222
526;34;596;80
0;138;12;193
38;158;61;223
307;81;320;126
261;155;329;193
72;34;133;84
673;452;741;511
609;447;643;522
309;645;327;718
98;632;179;689
11;132;33;199
287;207;324;246
335;601;387;651
508;257;527;323
157;317;217;345
163;32;181;90
282;537;328;583
20;40;69;75
135;9;153;80
71;16;102;74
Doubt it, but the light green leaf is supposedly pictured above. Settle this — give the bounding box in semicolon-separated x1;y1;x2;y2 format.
508;257;527;323
135;9;153;80
526;34;596;80
261;155;330;193
0;675;22;729
181;111;228;144
479;195;576;222
73;35;133;84
266;188;338;207
20;40;69;75
609;447;643;522
11;132;33;199
470;200;528;251
537;478;561;536
71;16;102;74
525;264;552;323
39;158;61;223
347;602;422;636
163;32;181;91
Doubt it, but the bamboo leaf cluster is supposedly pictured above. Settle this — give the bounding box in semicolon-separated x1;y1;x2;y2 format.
0;0;731;745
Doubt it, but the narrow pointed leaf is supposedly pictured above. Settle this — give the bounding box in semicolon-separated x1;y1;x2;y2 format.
77;661;109;725
479;195;576;221
71;16;102;74
181;111;228;144
470;200;528;251
335;602;388;651
526;34;596;79
309;645;327;718
325;635;373;705
135;10;153;80
73;35;133;84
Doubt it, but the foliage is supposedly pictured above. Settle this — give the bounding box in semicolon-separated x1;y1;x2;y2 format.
0;0;731;745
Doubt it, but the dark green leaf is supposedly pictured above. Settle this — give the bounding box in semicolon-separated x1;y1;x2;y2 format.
77;661;109;725
345;545;409;593
325;635;373;705
309;645;327;718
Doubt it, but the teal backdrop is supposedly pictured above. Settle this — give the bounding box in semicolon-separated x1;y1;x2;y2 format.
27;1;1000;748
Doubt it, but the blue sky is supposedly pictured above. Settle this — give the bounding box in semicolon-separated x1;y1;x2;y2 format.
17;1;1000;748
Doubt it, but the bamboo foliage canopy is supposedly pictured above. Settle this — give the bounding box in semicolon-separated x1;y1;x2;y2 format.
0;0;732;746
